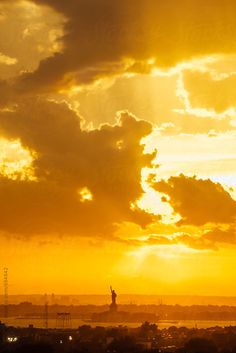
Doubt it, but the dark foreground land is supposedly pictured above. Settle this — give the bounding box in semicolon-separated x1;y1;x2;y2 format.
2;321;236;353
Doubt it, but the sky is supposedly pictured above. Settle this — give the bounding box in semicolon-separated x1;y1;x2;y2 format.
0;0;236;296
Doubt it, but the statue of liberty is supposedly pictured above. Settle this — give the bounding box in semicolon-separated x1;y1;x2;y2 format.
110;286;118;312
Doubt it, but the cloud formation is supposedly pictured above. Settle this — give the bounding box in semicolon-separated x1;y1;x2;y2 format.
153;175;236;226
0;99;155;236
0;0;235;249
203;226;236;245
143;233;217;251
0;0;63;80
6;0;236;94
118;221;236;251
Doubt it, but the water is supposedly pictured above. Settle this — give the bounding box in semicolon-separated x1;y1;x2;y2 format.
1;318;236;329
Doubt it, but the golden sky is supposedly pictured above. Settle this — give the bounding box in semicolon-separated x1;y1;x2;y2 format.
0;0;236;296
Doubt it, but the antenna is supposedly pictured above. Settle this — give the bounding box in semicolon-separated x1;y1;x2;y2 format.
44;293;48;329
3;268;8;319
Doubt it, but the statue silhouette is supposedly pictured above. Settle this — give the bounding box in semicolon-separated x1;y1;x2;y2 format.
110;286;118;312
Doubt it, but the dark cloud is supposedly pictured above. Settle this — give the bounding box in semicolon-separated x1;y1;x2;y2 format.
153;175;236;226
203;226;236;245
8;0;236;93
0;79;14;106
176;233;217;250
146;233;218;250
0;99;156;236
120;232;218;251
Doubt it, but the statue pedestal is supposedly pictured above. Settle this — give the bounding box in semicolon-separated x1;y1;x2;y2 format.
109;302;118;313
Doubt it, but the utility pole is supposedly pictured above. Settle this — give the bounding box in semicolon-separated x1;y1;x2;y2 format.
3;268;8;319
